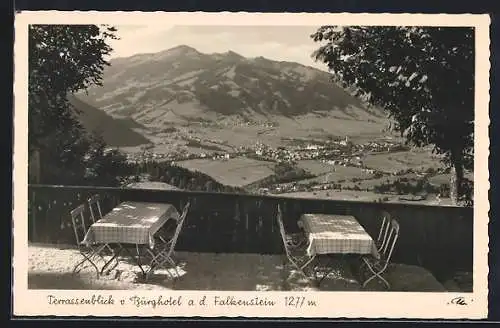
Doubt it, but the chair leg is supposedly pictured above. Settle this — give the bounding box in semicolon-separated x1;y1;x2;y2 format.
72;257;87;275
105;244;114;254
296;263;322;289
296;269;310;281
152;255;178;278
287;262;309;281
101;246;122;275
94;251;107;264
146;249;178;280
148;250;164;268
73;252;100;279
362;270;390;289
89;258;101;279
73;252;97;274
167;257;180;277
162;261;175;280
299;256;316;278
289;257;316;282
381;276;390;289
103;255;120;274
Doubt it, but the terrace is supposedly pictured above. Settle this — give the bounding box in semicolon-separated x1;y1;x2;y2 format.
27;184;473;292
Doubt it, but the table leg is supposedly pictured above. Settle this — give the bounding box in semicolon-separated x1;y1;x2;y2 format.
107;244;121;272
147;253;159;274
122;245;146;278
101;244;123;275
136;244;146;277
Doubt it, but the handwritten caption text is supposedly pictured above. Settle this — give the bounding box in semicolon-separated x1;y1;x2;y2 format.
47;294;318;309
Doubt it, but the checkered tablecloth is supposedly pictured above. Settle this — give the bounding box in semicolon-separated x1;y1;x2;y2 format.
299;214;379;258
82;201;180;249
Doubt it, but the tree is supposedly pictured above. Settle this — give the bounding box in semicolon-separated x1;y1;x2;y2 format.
36;118;91;185
311;26;474;204
83;133;132;186
29;24;124;185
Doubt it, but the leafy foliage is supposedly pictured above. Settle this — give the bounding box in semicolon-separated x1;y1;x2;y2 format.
29;24;128;186
311;26;474;203
82;134;132;186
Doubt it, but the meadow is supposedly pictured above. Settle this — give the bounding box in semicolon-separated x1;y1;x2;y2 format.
296;160;336;175
362;149;444;173
297;165;374;185
279;189;454;206
176;156;275;187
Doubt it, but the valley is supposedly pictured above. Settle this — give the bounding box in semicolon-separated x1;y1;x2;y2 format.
70;45;472;206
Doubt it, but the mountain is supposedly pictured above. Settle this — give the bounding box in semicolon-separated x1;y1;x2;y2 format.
68;94;150;147
78;45;386;130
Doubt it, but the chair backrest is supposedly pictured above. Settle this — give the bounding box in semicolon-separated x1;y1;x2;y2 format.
276;204;292;258
380;219;400;266
180;201;191;222
70;204;87;245
166;201;191;256
88;194;103;224
377;211;392;249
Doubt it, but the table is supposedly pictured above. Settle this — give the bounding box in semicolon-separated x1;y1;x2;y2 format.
299;214;379;257
298;213;379;284
82;201;180;277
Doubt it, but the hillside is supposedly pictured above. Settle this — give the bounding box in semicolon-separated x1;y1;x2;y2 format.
68;94;150;147
78;45;386;131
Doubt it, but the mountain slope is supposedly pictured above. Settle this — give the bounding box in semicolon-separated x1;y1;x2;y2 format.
68;95;150;147
78;45;386;130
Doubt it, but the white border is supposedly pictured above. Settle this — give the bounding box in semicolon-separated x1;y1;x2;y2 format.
13;12;491;319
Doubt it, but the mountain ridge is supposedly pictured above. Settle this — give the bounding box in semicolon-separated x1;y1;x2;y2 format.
78;45;386;132
110;46;323;71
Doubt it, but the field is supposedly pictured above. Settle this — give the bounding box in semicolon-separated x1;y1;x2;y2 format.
340;172;420;190
114;114;471;205
427;172;473;186
298;165;375;185
363;149;444;173
296;160;335;176
176;157;275;187
279;189;455;206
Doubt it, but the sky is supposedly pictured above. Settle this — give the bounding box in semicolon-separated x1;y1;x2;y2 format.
108;25;328;70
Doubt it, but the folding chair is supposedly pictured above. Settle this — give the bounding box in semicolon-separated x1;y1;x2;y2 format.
361;218;400;289
88;194;103;223
146;201;191;279
276;205;315;278
376;211;392;249
88;194;115;255
70;204;107;278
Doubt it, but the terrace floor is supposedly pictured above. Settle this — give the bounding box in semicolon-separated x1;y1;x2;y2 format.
27;244;457;292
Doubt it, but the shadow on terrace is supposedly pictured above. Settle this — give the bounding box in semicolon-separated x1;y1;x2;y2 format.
27;185;474;292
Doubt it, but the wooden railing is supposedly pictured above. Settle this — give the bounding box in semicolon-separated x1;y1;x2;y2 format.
27;184;473;280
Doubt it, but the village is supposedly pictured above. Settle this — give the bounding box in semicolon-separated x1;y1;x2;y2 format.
115;134;451;203
124;135;410;167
